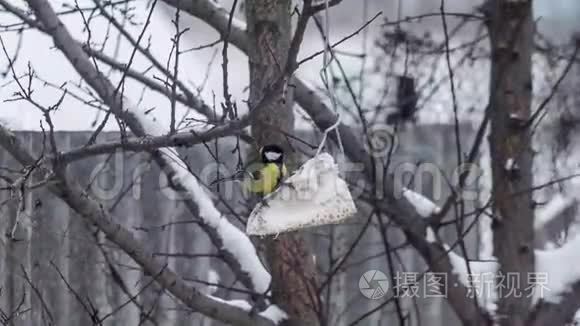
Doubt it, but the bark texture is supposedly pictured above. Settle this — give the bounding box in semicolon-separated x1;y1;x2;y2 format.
245;1;320;325
487;1;534;325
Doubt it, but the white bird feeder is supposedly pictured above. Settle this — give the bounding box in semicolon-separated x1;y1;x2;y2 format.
246;153;357;236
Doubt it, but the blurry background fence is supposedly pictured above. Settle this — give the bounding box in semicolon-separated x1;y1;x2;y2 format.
0;125;481;326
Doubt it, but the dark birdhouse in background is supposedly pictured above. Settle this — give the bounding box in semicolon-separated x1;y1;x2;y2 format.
387;75;418;125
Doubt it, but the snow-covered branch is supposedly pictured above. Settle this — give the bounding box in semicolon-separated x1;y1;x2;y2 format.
155;0;580;324
58;119;247;163
401;187;441;218
518;229;580;325
0;124;274;326
535;232;580;305
414;187;498;318
210;296;288;325
401;187;500;320
423;189;580;320
24;0;269;301
447;248;499;317
534;193;576;231
433;207;580;322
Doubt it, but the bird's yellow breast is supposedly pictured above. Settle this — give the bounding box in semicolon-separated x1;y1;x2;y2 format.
245;163;287;195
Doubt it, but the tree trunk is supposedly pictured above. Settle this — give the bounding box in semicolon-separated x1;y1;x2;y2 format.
487;1;534;325
245;1;320;325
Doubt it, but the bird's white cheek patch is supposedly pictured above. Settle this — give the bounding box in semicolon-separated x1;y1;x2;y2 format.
264;152;282;161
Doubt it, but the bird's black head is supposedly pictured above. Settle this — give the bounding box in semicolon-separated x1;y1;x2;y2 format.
260;144;284;164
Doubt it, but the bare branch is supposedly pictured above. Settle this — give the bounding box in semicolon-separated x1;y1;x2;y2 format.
0;124;274;326
161;0;488;323
22;0;272;298
57;117;248;163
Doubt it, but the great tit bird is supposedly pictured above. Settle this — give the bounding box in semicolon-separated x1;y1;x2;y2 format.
245;144;288;196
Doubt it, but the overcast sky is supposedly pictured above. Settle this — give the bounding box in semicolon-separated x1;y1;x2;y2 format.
0;0;578;130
